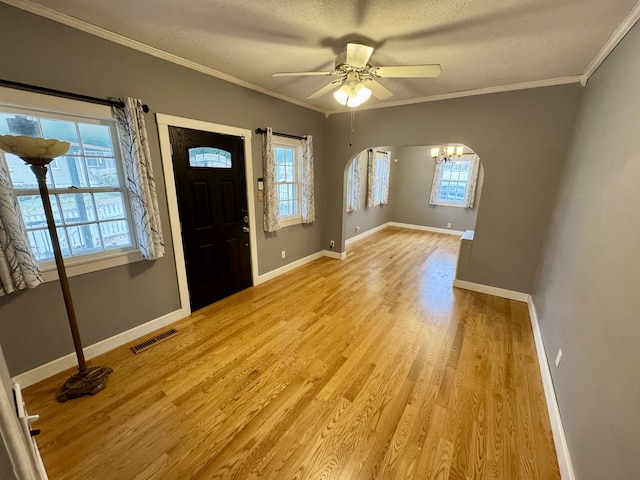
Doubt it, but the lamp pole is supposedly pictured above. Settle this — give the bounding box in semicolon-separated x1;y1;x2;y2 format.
30;161;87;371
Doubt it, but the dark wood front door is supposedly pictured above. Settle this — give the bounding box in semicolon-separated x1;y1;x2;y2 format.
169;126;252;311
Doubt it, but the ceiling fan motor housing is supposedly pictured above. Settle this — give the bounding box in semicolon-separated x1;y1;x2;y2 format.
335;52;348;71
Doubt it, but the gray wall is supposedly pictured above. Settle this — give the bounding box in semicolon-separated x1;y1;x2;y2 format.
344;145;482;240
389;146;482;232
0;4;326;375
344;147;393;241
325;86;583;293
532;20;640;480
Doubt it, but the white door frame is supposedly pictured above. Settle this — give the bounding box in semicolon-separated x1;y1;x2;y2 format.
156;114;258;315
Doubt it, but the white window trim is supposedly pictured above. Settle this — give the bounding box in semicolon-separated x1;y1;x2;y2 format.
0;86;143;282
430;154;479;208
273;136;303;228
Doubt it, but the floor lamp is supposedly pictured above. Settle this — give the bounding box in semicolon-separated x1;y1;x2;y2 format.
0;135;112;402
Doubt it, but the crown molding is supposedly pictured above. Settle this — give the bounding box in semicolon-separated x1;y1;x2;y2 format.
3;0;638;115
0;0;326;114
325;76;583;115
582;0;640;85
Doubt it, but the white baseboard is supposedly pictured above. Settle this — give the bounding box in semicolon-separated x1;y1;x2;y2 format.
389;222;465;236
527;297;575;480
345;222;391;246
452;279;529;302
323;250;346;260
255;251;326;285
345;221;466;248
13;308;189;388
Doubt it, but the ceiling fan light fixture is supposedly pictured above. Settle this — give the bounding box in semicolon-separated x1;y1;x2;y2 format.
333;82;372;108
333;85;350;105
350;83;372;107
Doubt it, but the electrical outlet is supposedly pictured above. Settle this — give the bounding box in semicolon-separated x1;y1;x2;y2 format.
281;250;286;259
329;240;335;249
447;223;452;228
555;349;563;368
355;226;360;233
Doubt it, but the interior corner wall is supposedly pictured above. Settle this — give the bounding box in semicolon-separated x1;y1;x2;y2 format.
324;85;583;293
531;20;640;480
388;146;482;232
0;4;326;376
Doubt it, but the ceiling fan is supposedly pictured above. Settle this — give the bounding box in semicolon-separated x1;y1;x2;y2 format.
273;42;441;107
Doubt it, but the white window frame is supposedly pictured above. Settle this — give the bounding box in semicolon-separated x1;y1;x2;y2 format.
272;136;303;228
0;86;143;282
430;154;479;208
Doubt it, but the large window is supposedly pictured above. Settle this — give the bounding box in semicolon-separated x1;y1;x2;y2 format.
273;137;302;227
0;100;137;268
430;155;479;208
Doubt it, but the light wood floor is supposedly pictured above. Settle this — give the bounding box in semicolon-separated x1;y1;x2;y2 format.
24;228;559;480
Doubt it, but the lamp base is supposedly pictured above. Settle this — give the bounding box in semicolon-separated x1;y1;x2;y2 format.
56;365;113;403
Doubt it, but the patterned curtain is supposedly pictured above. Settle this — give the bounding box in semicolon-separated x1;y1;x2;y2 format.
379;152;391;204
301;135;315;223
366;149;375;208
0;157;43;296
112;98;164;260
346;154;361;213
465;154;481;208
262;127;280;232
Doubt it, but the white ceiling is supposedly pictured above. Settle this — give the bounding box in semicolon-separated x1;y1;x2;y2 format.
7;0;640;113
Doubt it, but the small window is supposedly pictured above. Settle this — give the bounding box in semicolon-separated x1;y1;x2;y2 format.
273;137;302;227
430;155;479;208
188;147;232;168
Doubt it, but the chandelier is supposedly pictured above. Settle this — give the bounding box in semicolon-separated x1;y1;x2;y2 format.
431;145;464;164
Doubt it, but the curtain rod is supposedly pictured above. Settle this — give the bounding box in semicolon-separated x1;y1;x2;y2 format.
255;128;307;140
0;79;150;113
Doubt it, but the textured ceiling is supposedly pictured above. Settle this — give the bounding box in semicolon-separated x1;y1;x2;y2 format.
8;0;639;112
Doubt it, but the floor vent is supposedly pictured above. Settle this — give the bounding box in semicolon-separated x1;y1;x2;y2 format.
130;329;178;354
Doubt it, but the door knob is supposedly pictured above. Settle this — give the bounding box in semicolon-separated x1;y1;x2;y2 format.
243;226;250;232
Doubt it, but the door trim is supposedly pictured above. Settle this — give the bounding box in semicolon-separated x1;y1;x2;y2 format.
156;113;258;315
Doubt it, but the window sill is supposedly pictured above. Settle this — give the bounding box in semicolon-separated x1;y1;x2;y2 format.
431;201;468;208
41;249;144;283
280;216;302;228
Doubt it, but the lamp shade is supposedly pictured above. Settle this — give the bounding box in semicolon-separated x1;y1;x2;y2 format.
333;85;350;105
0;135;70;159
347;84;371;107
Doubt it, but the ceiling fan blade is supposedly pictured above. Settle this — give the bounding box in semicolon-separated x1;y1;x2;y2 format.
307;80;343;99
346;43;374;68
272;71;335;77
367;79;393;100
374;64;442;78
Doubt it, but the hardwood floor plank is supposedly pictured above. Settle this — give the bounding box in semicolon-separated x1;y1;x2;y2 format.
23;227;560;480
